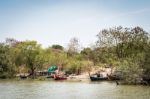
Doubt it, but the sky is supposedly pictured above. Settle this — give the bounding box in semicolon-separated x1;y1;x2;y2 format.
0;0;150;48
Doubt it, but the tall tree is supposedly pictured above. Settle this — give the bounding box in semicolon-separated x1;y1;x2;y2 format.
17;41;43;77
67;37;80;57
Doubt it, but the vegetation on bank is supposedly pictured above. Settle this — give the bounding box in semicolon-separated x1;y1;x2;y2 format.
0;26;150;84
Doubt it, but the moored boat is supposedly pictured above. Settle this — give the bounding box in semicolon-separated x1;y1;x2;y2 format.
54;75;67;80
90;73;108;81
90;76;108;81
142;75;150;85
20;75;27;79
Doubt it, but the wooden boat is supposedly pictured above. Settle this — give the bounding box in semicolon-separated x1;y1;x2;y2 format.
20;75;27;79
90;73;108;81
54;75;67;80
107;74;121;80
142;75;150;85
90;76;108;81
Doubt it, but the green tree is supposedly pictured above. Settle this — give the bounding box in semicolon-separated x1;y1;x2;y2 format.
96;26;150;83
0;43;16;78
17;41;43;77
52;44;64;50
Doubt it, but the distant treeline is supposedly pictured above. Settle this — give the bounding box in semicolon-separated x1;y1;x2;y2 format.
0;26;150;84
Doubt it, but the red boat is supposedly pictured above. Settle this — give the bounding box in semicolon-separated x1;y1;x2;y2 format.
53;75;67;80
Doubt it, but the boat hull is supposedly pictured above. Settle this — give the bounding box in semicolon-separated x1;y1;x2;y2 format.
54;77;67;80
54;75;67;80
90;76;108;81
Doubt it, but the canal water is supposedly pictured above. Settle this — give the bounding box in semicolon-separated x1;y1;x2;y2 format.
0;80;150;99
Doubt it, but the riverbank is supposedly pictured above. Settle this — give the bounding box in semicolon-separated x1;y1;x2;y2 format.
0;75;150;86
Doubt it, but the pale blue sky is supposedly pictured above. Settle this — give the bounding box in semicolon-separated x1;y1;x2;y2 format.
0;0;150;48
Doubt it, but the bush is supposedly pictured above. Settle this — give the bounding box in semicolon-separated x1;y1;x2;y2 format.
117;59;143;84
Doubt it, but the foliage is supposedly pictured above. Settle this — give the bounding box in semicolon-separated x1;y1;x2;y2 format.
51;44;64;50
0;26;150;84
96;26;150;83
0;43;16;78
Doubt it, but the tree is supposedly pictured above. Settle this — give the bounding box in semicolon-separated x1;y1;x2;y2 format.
96;26;149;59
143;43;150;76
67;37;80;57
52;44;64;50
17;41;43;77
96;26;150;83
5;38;20;47
81;47;92;60
0;43;16;78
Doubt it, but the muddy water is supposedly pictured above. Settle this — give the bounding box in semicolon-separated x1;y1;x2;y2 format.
0;80;150;99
